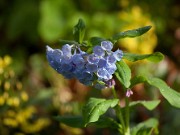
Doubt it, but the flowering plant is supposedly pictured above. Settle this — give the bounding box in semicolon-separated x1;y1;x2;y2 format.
46;19;180;135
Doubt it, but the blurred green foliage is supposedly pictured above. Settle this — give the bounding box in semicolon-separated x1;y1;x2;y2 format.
0;0;180;134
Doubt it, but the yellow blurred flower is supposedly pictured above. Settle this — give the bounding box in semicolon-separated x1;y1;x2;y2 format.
60;124;83;135
6;98;14;106
16;81;23;90
4;81;10;90
118;6;157;54
21;118;50;133
0;55;51;134
3;118;18;127
0;96;5;105
0;55;12;69
0;57;4;74
20;91;29;101
4;55;12;66
12;97;20;107
3;92;9;100
16;106;36;123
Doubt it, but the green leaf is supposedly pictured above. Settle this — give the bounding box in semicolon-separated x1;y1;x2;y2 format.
147;78;180;108
59;39;78;45
73;19;86;44
89;37;106;46
130;76;180;108
89;117;120;129
123;52;164;63
112;26;152;41
136;128;153;135
130;76;147;88
54;115;120;129
53;116;84;128
130;100;160;110
115;60;131;88
131;118;159;135
82;98;119;126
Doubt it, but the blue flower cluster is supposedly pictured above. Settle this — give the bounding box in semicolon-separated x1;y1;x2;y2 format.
46;41;123;89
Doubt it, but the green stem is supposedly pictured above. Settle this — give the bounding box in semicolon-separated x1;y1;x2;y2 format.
111;87;126;134
111;86;118;98
125;97;130;134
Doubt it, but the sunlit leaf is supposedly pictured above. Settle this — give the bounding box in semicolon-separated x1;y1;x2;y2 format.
131;118;159;135
147;78;180;108
130;76;180;108
112;26;152;41
115;60;131;88
123;52;164;63
82;98;119;126
130;100;160;110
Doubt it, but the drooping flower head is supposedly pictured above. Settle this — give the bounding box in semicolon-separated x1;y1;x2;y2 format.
46;41;123;89
126;89;133;97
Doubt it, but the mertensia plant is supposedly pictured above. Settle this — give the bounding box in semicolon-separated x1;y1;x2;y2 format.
46;19;180;135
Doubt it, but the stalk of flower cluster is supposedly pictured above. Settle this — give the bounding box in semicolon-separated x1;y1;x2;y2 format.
125;96;130;135
111;86;126;134
112;86;132;135
124;88;132;135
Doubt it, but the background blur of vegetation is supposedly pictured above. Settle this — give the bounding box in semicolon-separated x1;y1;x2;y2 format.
0;0;180;135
